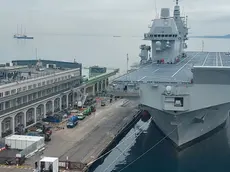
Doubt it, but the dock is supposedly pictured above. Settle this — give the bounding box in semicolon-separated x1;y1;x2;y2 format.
22;98;140;171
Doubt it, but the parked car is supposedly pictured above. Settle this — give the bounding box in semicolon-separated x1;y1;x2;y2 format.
67;116;78;128
77;113;86;120
101;100;106;106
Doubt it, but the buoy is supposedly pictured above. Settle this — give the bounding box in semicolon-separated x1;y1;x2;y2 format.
141;110;151;122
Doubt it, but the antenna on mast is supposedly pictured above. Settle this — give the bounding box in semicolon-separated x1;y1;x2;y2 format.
182;6;184;16
126;54;129;74
186;15;188;28
155;0;158;19
202;40;204;52
35;48;38;60
176;0;179;5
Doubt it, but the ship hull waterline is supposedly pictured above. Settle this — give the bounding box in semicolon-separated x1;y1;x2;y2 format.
16;37;34;39
141;103;230;149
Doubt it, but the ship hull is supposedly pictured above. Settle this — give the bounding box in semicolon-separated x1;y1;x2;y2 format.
141;103;230;147
16;37;33;39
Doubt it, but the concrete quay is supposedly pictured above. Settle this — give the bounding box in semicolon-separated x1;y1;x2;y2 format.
20;98;140;172
61;100;140;171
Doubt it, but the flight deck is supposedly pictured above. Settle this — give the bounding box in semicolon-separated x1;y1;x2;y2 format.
114;51;230;83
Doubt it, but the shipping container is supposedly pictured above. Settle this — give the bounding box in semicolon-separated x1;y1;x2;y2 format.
5;135;44;150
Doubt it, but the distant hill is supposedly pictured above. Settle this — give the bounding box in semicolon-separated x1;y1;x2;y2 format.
190;34;230;39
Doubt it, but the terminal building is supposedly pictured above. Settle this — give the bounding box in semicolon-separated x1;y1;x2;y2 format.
0;59;118;138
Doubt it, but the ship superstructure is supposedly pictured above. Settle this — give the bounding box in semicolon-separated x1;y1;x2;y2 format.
112;1;230;147
139;0;188;65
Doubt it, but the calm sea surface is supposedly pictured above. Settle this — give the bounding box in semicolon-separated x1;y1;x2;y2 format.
1;34;230;73
1;19;230;172
91;118;230;172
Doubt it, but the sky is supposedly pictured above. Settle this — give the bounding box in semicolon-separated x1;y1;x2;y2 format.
0;0;229;36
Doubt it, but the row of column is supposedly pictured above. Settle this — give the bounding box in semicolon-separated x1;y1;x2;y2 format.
0;93;74;138
86;79;109;96
1;77;110;138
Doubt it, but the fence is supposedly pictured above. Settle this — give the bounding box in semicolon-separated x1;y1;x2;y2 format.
18;141;38;158
58;161;86;171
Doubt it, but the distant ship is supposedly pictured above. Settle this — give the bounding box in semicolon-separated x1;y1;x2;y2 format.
13;34;34;39
13;24;34;40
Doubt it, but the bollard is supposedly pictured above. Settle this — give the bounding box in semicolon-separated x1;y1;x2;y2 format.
65;156;69;170
16;158;19;166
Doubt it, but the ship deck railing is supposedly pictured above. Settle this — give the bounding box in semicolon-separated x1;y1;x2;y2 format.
108;87;140;97
112;80;192;85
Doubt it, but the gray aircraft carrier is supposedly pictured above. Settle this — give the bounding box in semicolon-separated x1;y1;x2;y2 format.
111;1;230;147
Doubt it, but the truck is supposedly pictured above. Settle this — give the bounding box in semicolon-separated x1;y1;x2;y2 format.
101;100;106;106
82;107;92;116
77;113;86;120
26;122;52;141
27;131;51;141
66;116;78;128
90;104;96;112
42;114;62;123
77;101;82;108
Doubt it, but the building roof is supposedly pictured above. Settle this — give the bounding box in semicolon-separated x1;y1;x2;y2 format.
40;157;58;162
12;59;81;69
0;59;82;87
5;135;43;141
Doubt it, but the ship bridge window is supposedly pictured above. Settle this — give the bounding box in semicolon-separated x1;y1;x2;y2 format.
17;88;21;93
0;103;3;110
23;86;27;91
175;35;177;37
11;89;16;94
162;35;164;37
158;35;161;37
5;91;10;96
169;35;172;37
174;97;183;107
154;35;157;37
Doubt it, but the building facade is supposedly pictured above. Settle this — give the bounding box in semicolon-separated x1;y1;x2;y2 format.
0;60;82;138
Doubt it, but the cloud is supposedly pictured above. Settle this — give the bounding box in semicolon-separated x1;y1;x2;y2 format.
0;0;230;35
